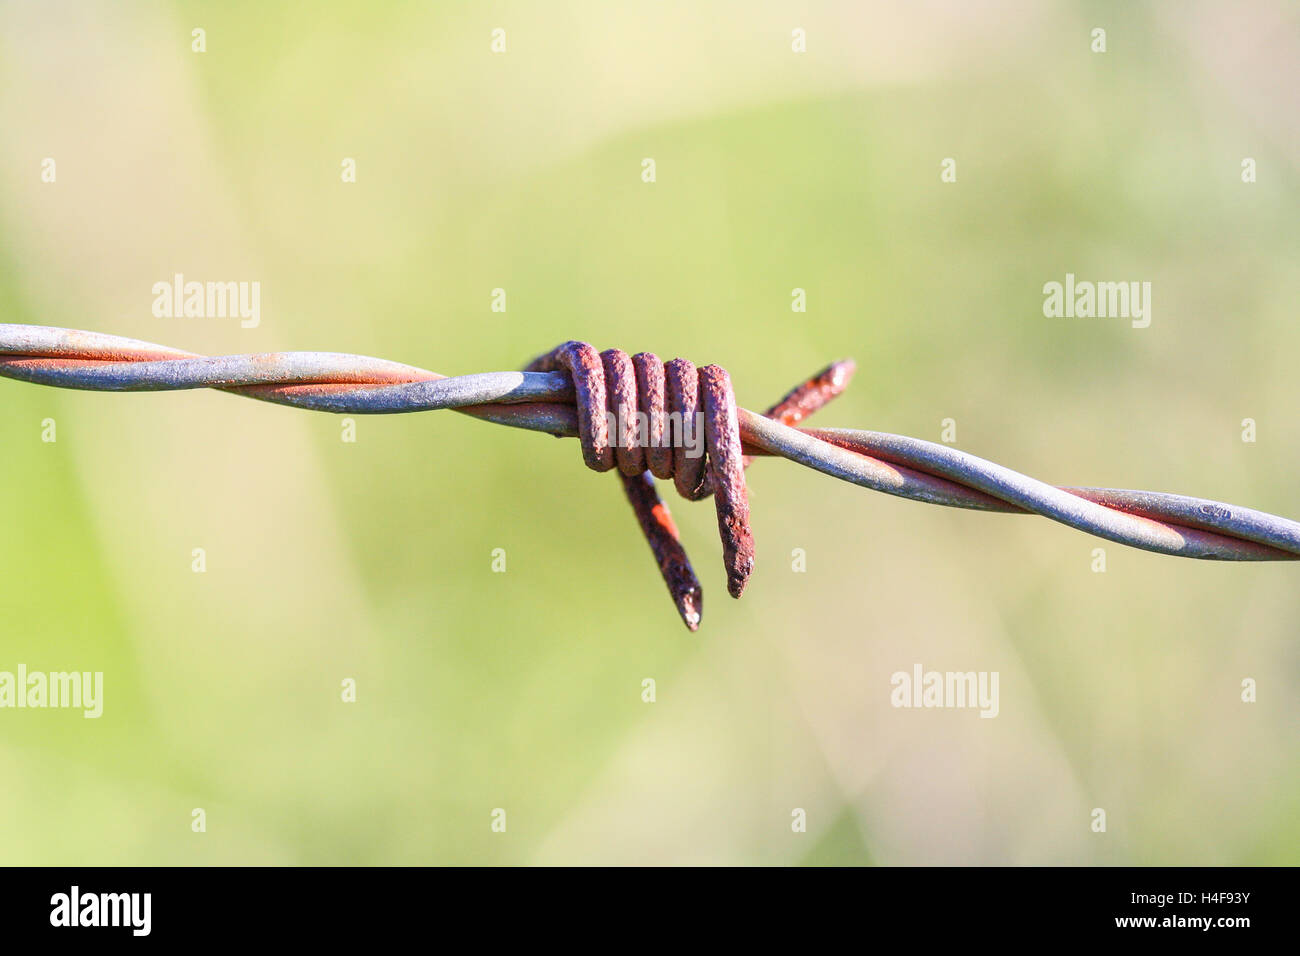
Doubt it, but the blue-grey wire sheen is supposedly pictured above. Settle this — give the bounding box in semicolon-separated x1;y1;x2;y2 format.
2;323;1297;561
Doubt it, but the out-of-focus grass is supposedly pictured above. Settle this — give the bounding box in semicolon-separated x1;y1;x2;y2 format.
0;0;1296;864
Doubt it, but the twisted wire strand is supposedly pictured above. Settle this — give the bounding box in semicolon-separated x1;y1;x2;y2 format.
2;324;1297;587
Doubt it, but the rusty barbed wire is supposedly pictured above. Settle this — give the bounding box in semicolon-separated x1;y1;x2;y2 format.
2;324;1297;630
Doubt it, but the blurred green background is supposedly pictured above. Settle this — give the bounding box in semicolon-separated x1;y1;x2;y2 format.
0;0;1296;865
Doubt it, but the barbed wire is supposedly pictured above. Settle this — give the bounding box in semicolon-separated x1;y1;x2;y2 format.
3;324;1296;630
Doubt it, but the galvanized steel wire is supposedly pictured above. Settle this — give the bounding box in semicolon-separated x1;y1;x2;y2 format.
3;323;1296;625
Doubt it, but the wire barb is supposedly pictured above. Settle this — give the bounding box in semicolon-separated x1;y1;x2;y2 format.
525;342;758;621
2;324;1297;631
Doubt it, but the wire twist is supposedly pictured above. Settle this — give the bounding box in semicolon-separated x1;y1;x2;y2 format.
2;324;1297;631
525;342;754;607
